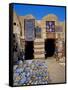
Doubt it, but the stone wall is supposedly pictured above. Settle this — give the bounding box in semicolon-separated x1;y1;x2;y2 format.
13;12;65;60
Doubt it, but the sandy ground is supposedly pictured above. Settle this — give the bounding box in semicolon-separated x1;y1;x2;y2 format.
45;57;65;84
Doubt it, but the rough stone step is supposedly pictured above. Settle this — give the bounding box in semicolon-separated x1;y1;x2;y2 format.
34;51;45;54
34;42;44;45
34;44;44;48
34;39;44;42
34;54;45;59
34;47;45;49
34;49;45;52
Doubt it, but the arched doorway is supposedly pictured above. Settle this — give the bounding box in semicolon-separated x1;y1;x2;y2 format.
45;39;55;58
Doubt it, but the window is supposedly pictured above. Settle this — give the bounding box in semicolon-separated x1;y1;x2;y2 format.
13;22;16;25
46;21;55;32
35;26;41;38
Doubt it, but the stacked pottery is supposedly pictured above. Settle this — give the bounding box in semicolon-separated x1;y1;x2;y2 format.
13;60;48;86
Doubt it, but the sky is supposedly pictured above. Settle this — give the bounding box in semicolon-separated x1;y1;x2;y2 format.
13;3;66;21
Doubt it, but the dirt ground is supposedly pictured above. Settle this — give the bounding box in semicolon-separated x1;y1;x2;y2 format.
45;57;66;84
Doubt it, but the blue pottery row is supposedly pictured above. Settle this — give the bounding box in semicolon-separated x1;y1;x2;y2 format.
13;60;48;86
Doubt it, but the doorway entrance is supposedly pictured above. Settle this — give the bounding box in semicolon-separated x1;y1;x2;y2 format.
45;39;55;58
25;41;34;60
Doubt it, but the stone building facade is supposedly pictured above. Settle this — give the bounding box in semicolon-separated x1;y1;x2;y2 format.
13;12;65;62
